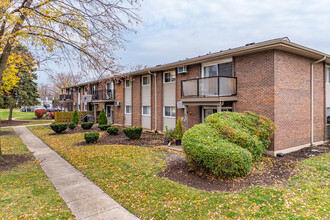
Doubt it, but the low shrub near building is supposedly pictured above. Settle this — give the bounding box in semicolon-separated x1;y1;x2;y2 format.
47;111;55;119
84;132;100;143
72;110;79;124
68;122;76;130
35;109;47;119
50;123;68;133
98;124;111;130
123;127;143;139
183;111;274;178
98;109;107;125
107;126;119;135
81;122;94;130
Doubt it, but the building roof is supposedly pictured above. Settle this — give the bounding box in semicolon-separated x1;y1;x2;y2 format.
63;37;329;89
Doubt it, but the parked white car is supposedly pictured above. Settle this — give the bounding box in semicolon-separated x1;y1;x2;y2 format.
34;106;47;111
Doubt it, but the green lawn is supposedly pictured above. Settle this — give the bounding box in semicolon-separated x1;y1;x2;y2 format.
0;108;36;120
28;126;330;219
0;128;74;219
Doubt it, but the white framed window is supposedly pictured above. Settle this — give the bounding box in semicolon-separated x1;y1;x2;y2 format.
142;106;151;116
142;75;150;86
326;66;330;84
164;106;175;118
84;103;87;111
202;58;233;77
125;105;132;114
163;71;176;83
78;105;81;111
125;79;132;88
84;87;88;94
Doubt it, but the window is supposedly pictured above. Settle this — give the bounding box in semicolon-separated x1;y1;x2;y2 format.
125;79;132;88
84;87;88;94
204;65;218;77
125;105;131;114
164;106;175;117
326;67;330;84
164;72;176;83
202;59;233;77
142;76;150;86
84;104;87;111
142;106;151;115
78;105;81;111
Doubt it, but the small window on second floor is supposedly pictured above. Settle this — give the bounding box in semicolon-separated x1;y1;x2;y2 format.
326;67;330;84
125;79;132;88
164;72;176;83
142;76;150;86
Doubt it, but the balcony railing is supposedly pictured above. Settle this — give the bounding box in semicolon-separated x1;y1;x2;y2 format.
92;90;104;100
181;76;237;97
59;94;73;101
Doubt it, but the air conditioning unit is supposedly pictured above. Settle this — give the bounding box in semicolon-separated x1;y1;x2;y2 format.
114;101;121;106
177;66;187;74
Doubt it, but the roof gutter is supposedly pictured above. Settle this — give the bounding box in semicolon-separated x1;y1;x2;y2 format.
311;55;327;146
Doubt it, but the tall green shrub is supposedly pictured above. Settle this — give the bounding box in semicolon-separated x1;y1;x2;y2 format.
98;108;107;125
182;111;274;178
174;117;183;140
72;110;79;124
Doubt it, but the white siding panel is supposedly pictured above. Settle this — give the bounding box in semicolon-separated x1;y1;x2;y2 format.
125;87;132;105
125;114;131;126
142;85;151;106
142;115;151;129
163;83;176;106
327;85;330;108
163;117;176;131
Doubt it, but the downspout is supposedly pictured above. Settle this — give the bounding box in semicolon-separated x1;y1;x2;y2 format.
311;56;327;146
148;71;157;131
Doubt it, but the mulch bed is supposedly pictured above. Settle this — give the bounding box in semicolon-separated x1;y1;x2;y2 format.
0;154;33;172
158;145;329;192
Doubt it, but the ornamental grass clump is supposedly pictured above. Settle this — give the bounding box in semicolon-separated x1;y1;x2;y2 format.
84;132;99;143
50;123;68;133
107;126;119;135
81;122;94;130
123;127;142;139
182;111;274;178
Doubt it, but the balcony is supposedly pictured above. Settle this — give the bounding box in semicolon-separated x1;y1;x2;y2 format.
59;94;73;101
181;76;237;105
91;89;115;101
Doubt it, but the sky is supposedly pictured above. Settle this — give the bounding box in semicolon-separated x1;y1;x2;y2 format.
38;0;330;83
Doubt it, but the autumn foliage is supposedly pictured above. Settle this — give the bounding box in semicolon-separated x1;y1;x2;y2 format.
35;109;47;119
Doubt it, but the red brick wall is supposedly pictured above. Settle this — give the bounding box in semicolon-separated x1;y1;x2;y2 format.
113;79;125;125
176;64;202;129
156;72;163;131
132;76;141;126
274;50;325;151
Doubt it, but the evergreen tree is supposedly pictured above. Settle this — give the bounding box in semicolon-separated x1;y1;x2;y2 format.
174;117;183;140
98;108;107;125
72;110;79;124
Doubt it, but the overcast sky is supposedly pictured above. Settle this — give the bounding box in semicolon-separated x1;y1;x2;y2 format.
38;0;330;83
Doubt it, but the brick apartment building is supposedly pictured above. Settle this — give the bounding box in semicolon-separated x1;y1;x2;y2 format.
59;37;330;156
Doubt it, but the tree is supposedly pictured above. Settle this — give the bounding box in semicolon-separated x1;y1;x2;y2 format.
0;46;39;120
72;109;78;124
0;0;141;91
98;108;107;125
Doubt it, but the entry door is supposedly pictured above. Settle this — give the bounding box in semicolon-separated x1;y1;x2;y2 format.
106;105;114;124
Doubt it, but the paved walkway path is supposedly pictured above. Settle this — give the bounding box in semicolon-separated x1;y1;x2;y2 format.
14;126;139;220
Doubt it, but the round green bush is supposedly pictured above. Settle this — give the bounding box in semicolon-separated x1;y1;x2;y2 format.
84;132;100;143
98;124;111;131
205;111;275;161
68;122;76;130
123;127;142;139
50;123;68;133
183;123;253;178
107;126;119;135
81;122;94;130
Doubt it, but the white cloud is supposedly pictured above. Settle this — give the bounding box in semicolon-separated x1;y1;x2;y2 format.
117;0;330;68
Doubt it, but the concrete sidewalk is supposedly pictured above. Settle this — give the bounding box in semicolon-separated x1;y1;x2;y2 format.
14;126;139;220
